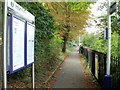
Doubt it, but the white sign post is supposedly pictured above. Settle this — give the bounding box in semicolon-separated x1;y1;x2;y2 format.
3;0;8;89
104;0;112;88
26;23;35;89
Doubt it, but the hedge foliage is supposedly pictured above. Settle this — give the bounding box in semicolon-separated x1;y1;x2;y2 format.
8;2;63;87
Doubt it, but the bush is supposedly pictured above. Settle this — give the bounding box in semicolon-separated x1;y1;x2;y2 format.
80;31;119;56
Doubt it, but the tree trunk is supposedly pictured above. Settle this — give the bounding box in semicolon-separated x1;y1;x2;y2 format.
62;3;70;53
62;36;67;53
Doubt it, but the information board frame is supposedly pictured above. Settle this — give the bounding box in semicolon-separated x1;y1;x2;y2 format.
3;0;35;88
25;22;35;66
9;14;26;73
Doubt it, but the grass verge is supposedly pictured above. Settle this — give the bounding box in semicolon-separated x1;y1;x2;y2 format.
79;54;101;89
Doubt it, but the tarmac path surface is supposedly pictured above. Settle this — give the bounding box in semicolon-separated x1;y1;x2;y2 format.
53;47;88;88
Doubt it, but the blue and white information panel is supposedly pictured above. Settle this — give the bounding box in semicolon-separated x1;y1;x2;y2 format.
10;16;25;73
7;0;35;73
26;23;35;65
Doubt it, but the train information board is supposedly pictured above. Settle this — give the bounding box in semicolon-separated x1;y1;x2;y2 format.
26;23;35;65
7;0;35;73
10;15;25;73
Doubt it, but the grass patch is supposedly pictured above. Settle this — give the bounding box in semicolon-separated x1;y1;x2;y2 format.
80;54;90;71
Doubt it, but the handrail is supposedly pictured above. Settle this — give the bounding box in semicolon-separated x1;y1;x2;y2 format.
79;46;107;55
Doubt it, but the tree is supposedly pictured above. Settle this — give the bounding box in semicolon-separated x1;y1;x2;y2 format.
81;1;120;56
45;2;91;52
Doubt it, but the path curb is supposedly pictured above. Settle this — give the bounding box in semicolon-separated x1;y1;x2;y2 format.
44;55;69;84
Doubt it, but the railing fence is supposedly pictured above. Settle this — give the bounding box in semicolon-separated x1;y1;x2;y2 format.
79;46;120;88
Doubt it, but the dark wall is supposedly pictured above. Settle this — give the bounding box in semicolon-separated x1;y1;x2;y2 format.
0;2;3;89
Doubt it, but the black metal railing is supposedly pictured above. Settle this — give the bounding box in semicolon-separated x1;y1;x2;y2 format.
79;46;120;88
111;56;120;88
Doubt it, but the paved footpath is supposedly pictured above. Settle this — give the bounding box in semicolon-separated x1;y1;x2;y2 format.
53;47;88;88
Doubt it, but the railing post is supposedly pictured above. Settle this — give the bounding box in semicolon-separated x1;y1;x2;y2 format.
104;54;107;75
91;51;95;76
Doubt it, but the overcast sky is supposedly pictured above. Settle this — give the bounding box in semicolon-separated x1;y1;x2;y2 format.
85;0;107;34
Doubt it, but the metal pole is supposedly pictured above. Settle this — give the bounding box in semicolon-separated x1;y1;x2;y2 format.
104;0;112;88
107;0;111;76
3;0;8;89
32;63;35;89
